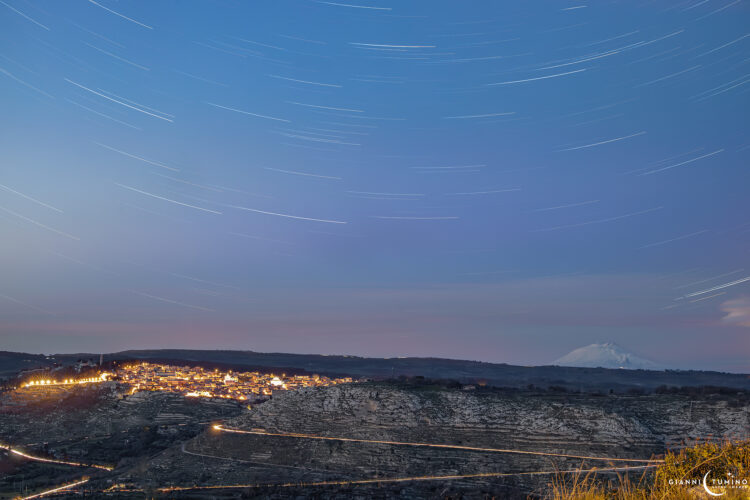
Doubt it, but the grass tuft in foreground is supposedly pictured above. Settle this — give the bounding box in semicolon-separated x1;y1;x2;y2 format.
545;440;750;499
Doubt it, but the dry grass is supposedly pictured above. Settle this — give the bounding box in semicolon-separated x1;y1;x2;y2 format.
543;440;750;499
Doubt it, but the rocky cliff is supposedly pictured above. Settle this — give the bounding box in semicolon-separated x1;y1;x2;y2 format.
131;382;748;498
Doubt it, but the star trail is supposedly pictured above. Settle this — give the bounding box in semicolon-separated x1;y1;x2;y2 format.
0;0;747;371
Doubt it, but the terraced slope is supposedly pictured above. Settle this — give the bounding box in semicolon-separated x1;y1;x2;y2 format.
130;383;749;498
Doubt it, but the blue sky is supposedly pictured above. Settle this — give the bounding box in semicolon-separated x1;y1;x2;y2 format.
1;0;748;371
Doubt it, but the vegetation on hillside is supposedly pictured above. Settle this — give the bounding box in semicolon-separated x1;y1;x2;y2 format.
546;440;749;499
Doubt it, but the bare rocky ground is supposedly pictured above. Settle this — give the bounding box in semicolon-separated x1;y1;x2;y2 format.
0;383;242;499
1;381;748;499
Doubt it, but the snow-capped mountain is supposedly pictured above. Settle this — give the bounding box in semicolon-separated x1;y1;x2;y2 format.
553;342;660;370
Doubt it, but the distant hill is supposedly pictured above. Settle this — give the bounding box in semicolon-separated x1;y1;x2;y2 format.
31;348;750;392
554;342;659;370
0;351;56;379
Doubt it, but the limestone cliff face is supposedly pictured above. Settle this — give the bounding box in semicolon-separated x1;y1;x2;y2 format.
232;383;748;454
5;382;746;499
134;383;748;498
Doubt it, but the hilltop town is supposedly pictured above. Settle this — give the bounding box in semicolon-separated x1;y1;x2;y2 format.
13;362;355;404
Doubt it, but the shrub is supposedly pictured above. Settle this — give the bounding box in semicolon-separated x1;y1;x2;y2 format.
544;440;749;499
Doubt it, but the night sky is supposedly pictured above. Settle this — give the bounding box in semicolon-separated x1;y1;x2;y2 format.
1;0;748;371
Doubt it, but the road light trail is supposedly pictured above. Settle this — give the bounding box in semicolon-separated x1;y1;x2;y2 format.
212;425;663;463
0;443;113;471
180;442;327;472
18;478;89;500
154;464;658;493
